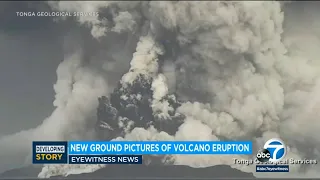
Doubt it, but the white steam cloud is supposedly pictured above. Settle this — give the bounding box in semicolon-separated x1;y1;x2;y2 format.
1;1;320;179
120;35;163;86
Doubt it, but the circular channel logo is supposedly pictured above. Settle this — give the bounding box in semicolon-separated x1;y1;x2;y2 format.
256;138;286;163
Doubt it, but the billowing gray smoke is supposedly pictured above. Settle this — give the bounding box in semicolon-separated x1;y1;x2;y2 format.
1;1;320;178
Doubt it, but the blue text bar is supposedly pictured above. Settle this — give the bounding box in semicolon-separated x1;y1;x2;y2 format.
68;141;252;155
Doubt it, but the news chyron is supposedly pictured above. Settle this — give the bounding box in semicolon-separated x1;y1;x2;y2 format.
33;141;252;164
233;138;318;173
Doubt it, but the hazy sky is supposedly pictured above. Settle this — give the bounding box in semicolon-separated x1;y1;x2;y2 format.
0;1;63;136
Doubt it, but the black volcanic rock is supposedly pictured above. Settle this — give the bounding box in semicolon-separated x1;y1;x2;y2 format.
52;165;255;179
0;164;255;179
0;165;42;178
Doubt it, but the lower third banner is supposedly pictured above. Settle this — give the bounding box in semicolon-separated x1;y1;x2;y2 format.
69;155;143;164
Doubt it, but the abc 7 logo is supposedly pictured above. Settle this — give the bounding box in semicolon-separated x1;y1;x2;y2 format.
256;149;271;162
256;138;286;163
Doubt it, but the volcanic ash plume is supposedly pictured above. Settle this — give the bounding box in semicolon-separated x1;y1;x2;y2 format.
7;1;318;178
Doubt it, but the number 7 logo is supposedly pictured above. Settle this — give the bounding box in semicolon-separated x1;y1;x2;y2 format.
264;138;286;162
